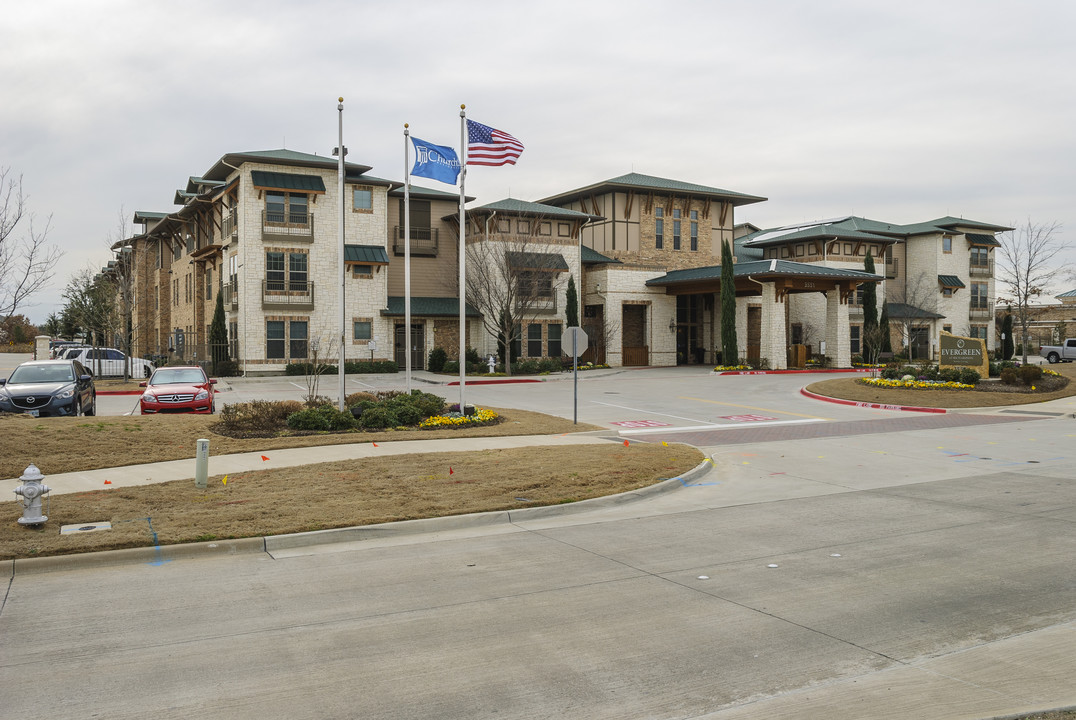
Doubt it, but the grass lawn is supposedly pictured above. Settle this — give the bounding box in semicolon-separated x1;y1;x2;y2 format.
1;407;702;560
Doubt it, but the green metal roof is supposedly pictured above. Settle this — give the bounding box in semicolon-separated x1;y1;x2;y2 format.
505;251;569;271
384;296;481;317
469;198;603;221
965;233;1001;247
581;245;621;264
133;211;168;223
251;171;327;193
938;275;965;288
886;302;944;319
343;245;389;265
389;184;472;201
1055;289;1076;299
539;172;767;207
201;149;373;182
646;260;882;287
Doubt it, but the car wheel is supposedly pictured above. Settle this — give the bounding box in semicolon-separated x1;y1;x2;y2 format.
1047;352;1059;364
144;365;153;378
85;394;96;416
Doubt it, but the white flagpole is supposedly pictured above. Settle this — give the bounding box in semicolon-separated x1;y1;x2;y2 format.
403;124;412;394
458;105;467;414
337;97;346;411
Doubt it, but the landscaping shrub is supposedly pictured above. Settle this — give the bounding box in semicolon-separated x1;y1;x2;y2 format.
345;391;378;406
285;362;336;376
427;347;448;373
358;405;397;429
999;368;1018;385
443;360;459;374
1017;365;1042;386
938;368;962;383
958;368;981;386
342;360;398;374
286;405;356;431
212;360;241;377
466;347;481;365
218;399;304;433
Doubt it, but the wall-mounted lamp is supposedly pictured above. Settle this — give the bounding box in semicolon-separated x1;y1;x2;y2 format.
669;318;677;332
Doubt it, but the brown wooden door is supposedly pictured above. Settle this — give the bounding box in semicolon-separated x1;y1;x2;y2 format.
747;306;761;363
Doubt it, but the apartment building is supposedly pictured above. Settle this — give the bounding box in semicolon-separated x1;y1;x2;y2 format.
114;149;1007;373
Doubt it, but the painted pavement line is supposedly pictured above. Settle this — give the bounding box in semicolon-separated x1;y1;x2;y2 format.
619;418;827;435
591;400;712;425
680;395;830;420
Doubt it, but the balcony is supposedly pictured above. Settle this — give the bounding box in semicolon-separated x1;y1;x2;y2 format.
262;279;314;310
223;281;238;310
969;258;994;277
222;209;238;241
969;301;993;319
393;226;439;256
520;294;558;314
885;257;898;279
262;210;314;241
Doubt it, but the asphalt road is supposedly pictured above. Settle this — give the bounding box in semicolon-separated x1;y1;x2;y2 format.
1;361;1075;719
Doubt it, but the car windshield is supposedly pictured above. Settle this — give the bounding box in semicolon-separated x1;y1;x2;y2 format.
9;364;74;384
150;369;206;385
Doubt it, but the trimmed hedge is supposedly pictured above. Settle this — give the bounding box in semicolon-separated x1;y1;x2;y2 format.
285;360;399;376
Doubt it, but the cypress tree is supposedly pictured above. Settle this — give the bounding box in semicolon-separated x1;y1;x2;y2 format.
565;274;578;327
720;239;738;365
210;291;229;370
879;300;892;353
1002;312;1014;360
862;251;878;361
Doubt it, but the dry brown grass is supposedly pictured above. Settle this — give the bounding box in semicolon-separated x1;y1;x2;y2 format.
806;362;1076;409
1;442;702;560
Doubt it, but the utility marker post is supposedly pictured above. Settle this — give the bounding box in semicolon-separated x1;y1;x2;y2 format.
563;326;588;425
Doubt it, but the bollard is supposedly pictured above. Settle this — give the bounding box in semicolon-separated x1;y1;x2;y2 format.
195;438;210;489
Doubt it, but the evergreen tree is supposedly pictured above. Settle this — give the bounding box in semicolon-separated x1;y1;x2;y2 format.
720;239;738;364
1001;312;1014;360
565;274;578;327
862;251;878;361
209;291;230;370
879;301;892;353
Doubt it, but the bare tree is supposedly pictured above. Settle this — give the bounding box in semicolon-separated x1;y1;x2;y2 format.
886;272;940;362
105;207;138;380
61;267;117;376
464;233;569;376
996;219;1068;364
0;168;61;318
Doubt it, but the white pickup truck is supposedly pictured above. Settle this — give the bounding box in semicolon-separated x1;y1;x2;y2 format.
1040;338;1076;363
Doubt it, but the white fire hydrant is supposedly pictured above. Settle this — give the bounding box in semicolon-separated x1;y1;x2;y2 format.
487;354;496;373
14;463;50;526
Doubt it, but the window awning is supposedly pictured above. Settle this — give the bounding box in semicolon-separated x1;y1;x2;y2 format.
251;171;327;194
938;275;965;288
965;233;1000;247
505;251;569;271
344;244;389;265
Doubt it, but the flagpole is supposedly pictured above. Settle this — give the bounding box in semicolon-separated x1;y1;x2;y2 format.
458;104;467;414
403;123;412;394
337;97;346;411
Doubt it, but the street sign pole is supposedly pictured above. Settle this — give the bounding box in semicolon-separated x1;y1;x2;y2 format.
573;331;578;424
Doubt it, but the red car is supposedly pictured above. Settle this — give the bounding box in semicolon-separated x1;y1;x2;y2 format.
139;366;217;414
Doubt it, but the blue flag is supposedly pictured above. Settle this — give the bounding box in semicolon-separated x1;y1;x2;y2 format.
410;137;461;185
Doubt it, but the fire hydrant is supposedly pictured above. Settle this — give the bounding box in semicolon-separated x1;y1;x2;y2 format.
487;354;496;373
14;463;50;526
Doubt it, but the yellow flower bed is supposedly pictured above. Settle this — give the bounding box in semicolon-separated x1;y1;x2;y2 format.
419;407;499;429
859;378;974;390
713;365;753;371
1043;368;1062;377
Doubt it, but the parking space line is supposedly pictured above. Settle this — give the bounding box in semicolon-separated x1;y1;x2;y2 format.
681;396;830;420
591;400;711;425
619;418;826;435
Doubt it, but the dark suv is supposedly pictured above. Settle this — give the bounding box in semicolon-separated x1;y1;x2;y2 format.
0;359;97;417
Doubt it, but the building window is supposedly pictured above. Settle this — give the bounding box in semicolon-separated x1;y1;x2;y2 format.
518;271;554;299
673;209;681;250
971;282;989;308
971;246;989;268
791;323;803;345
943;236;952;253
289;253;308;291
353;320;372;340
796;244;805;257
850;325;861;355
229;321;238;359
173;241;181;261
266;252;286;291
351;264;373;277
558;223;571;237
527;323;542;357
497;218;511;233
266;251;309;292
942;287;953;298
290;321;308;358
690;210;698;251
266;321;285;359
266;191;309;225
205;267;213;300
943;324;952;334
971;325;988;340
353;188;372;212
548;323;562;357
539;222;551;236
655;207;663;249
517;220;531;234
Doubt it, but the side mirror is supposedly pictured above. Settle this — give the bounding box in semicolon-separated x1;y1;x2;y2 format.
209;378;218;385
79;374;92;382
0;379;6;387
139;381;147;387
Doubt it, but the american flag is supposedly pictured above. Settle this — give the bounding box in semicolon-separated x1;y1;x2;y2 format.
466;119;524;166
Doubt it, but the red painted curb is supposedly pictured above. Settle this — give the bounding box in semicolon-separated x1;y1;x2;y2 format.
799;386;947;414
716;368;880;376
446;379;542;386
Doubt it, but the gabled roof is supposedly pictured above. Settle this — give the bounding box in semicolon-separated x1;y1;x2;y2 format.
389;184;473;202
384;296;481;317
919;216;1013;233
133;211;168;224
1055;289;1076;299
738;215;1011;247
645;260;882;287
505;251;569;271
539;172;766;207
581;246;621;264
201;149;373;182
467;198;603;221
886;302;945;319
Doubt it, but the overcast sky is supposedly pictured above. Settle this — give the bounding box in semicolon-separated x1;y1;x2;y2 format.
4;0;1075;325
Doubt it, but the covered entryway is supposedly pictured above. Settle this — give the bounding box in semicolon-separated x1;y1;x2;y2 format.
394;323;425;370
746;306;761;364
622;304;648;366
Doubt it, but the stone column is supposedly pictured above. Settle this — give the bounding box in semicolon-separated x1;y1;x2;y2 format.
825;287;851;368
735;299;749;365
759;283;787;370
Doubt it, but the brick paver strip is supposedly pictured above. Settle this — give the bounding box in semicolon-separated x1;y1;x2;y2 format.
638;413;1037;447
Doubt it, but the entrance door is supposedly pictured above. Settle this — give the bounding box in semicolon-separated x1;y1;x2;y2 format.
747;306;761;364
622;305;648;366
394;323;425;369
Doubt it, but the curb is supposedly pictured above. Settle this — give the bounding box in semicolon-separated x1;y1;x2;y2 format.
715;368;880;376
799;386;947;414
9;454;716;572
446;378;542;386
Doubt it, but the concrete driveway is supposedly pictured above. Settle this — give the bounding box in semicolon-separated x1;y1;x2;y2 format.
1;367;1074;719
